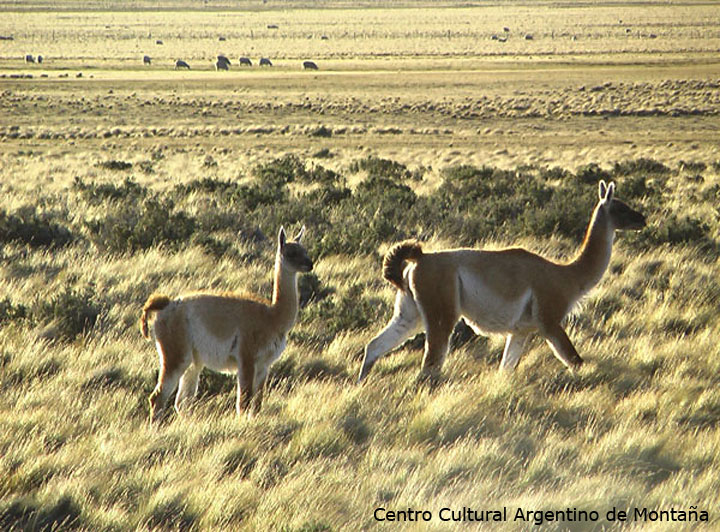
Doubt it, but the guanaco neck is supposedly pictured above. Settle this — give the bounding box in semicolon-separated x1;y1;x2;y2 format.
566;203;614;295
271;250;299;331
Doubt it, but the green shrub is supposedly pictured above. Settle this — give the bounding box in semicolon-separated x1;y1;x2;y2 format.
173;177;236;196
612;158;670;176
96;159;132;171
678;160;706;173
618;175;657;200
298;272;333;307
85;198;195;253
435;165;556;243
73;176;147;204
0;297;27;323
302;164;341;186
302;284;388;340
575;163;612;185
0;207;73;248
520;181;595;241
349;155;412;180
32;285;102;341
253;154;304;185
653;215;712;246
233;181;289;211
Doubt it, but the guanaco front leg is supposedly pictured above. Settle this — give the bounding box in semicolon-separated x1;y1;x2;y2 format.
541;323;583;370
499;332;529;371
237;355;255;415
249;365;271;415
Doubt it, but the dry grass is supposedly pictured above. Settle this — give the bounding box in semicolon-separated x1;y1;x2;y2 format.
1;2;720;530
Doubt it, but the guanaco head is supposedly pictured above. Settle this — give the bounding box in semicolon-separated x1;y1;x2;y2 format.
278;226;313;272
598;180;646;231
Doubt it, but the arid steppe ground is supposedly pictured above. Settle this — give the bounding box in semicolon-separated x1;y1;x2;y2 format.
1;1;720;530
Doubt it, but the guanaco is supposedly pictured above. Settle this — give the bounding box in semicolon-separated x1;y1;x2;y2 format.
141;226;313;421
358;181;645;382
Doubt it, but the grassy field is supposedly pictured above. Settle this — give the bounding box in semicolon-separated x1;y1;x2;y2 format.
1;1;720;530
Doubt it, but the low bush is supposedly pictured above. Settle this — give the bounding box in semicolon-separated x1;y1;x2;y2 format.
0;207;73;248
302;284;389;341
0;297;27;323
575;163;612;185
349;155;412;181
32;285;102;341
84;198;195;253
612;157;670;176
96;159;132;171
73;176;147;204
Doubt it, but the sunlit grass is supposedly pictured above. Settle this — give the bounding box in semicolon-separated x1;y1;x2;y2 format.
2;150;719;528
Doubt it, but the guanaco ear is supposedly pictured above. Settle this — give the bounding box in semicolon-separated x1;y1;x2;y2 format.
598;180;608;202
278;226;286;249
605;181;616;202
294;225;306;243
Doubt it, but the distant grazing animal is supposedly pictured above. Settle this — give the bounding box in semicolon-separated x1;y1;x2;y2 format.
218;36;226;41
141;226;313;421
216;59;229;71
239;56;252;66
259;57;273;67
25;54;35;63
524;34;534;40
175;59;190;70
37;55;43;64
156;40;163;45
358;181;646;383
267;24;279;29
303;60;318;70
143;55;151;65
503;27;510;32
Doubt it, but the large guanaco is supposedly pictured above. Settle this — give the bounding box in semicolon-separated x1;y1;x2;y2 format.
358;181;645;382
141;226;313;421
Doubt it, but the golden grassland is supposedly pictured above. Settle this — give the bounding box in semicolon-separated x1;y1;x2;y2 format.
1;1;720;530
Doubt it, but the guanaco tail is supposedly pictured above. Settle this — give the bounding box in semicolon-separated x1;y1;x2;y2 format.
141;226;313;421
358;181;646;382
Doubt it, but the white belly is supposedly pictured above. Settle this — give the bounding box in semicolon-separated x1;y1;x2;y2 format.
458;269;533;334
182;303;288;375
188;322;241;373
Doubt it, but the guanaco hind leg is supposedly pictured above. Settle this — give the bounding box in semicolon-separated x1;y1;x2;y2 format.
358;290;422;382
174;363;202;413
149;341;191;422
542;323;583;370
499;333;529;371
418;309;457;379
